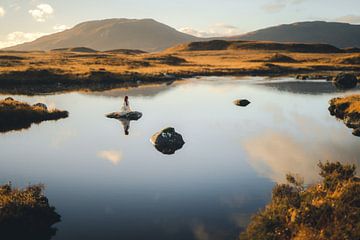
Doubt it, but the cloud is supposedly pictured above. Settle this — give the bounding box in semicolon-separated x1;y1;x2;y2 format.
179;23;242;37
0;24;68;49
29;3;54;22
53;24;70;31
0;31;49;49
0;6;5;17
262;0;307;13
98;150;123;165
336;15;360;24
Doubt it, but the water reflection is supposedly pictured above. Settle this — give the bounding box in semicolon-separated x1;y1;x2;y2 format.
98;150;123;165
243;122;360;183
0;77;359;240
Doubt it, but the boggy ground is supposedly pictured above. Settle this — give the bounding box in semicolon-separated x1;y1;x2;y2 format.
329;94;360;136
0;40;360;94
0;98;68;132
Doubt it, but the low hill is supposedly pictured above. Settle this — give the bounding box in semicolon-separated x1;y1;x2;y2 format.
51;47;98;53
4;18;200;52
170;40;343;53
232;21;360;48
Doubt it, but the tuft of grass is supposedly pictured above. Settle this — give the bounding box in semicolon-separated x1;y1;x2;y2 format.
240;162;360;240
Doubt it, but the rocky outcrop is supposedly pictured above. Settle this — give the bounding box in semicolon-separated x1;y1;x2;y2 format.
234;99;251;107
332;73;358;89
150;127;185;154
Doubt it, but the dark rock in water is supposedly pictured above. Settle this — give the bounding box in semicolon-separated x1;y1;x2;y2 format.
33;103;48;110
234;99;251;107
150;127;185;155
4;97;14;101
106;111;142;120
296;75;309;80
333;73;358;89
352;128;360;137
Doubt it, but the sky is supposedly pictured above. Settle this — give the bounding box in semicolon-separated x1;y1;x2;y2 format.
0;0;360;48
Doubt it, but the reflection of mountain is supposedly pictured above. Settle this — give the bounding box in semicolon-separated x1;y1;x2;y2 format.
243;120;360;183
84;82;180;98
258;80;360;95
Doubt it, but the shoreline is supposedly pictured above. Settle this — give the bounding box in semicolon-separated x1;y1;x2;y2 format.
0;67;358;95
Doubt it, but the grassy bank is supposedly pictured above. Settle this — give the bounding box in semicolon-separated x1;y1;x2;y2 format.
1;40;360;94
240;162;360;240
0;98;68;132
329;94;360;136
0;183;61;239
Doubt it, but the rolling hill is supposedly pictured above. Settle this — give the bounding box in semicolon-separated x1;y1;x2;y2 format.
233;21;360;48
4;18;201;52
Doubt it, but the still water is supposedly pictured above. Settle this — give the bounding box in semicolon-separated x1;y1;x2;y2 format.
0;77;359;240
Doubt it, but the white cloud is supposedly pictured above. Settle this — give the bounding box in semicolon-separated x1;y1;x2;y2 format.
179;23;242;37
262;0;307;13
53;24;69;31
0;6;5;17
0;31;49;49
0;24;69;49
29;4;54;22
98;150;123;166
336;15;360;24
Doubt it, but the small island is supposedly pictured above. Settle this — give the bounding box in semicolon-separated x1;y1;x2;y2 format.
329;94;360;136
0;98;69;132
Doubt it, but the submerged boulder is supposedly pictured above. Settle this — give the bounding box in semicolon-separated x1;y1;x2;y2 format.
106;111;142;121
150;127;185;155
333;73;358;89
234;99;251;107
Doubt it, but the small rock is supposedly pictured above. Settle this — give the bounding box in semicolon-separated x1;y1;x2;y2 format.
33;103;48;110
234;99;251;107
4;97;14;101
150;127;185;155
106;111;142;120
333;73;358;89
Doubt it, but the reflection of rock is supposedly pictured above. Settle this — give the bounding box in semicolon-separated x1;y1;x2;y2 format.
333;73;358;89
352;128;360;137
234;99;251;107
106;111;142;120
150;127;185;155
106;111;142;136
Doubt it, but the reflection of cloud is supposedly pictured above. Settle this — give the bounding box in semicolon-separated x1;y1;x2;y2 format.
51;129;77;148
98;150;123;165
243;129;360;183
193;224;210;240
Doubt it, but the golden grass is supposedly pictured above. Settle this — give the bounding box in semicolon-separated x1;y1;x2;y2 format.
330;94;360;114
0;49;359;77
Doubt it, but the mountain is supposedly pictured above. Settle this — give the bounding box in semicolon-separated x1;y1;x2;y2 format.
231;21;360;48
4;18;201;52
